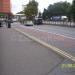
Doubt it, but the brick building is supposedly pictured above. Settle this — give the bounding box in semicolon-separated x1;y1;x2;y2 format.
0;0;11;17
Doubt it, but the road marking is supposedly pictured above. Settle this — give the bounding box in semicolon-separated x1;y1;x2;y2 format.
22;26;75;40
13;28;75;62
37;29;75;40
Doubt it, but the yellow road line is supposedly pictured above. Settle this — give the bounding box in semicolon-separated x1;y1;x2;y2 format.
13;28;75;62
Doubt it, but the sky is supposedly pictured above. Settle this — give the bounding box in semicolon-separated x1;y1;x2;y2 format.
11;0;72;14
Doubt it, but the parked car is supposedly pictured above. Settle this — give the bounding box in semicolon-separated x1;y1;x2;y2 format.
25;21;33;26
12;18;18;22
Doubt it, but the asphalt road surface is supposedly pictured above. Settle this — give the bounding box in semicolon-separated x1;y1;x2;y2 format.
11;22;75;39
11;22;75;56
0;27;75;75
31;25;75;56
32;25;75;38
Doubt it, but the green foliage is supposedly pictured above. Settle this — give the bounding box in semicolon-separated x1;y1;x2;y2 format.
24;1;38;20
42;9;49;20
71;0;75;21
17;11;24;14
42;1;71;20
38;12;42;18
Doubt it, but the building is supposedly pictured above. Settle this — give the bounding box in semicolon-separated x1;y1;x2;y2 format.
29;0;35;2
0;0;11;17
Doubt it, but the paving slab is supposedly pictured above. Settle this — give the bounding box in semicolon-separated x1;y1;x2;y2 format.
0;28;65;75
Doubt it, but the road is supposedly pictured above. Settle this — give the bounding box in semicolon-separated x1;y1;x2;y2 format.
11;22;75;56
32;25;75;56
0;27;75;75
32;25;75;38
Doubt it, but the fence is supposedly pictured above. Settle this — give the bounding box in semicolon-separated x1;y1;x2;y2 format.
43;21;75;27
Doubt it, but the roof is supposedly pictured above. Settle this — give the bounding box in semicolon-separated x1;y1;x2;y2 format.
15;14;25;16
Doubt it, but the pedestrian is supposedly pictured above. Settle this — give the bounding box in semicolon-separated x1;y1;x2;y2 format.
7;14;12;28
7;19;11;28
0;18;2;27
0;22;1;27
0;21;2;27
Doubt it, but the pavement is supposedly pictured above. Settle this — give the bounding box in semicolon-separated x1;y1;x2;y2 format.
0;23;75;75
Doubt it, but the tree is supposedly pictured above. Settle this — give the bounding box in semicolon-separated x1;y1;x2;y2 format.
42;1;71;20
38;12;42;18
71;0;75;21
49;1;71;16
24;0;38;20
17;11;24;14
42;9;49;20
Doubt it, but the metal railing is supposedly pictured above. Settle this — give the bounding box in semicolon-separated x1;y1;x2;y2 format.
43;21;75;27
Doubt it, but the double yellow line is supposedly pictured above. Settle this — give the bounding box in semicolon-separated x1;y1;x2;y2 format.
13;28;75;62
